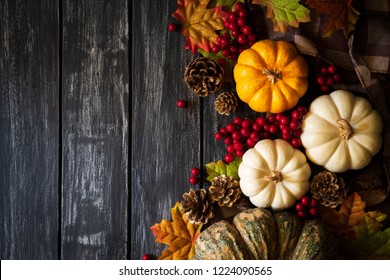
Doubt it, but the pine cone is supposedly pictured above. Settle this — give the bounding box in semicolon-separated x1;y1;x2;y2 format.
184;57;224;97
209;175;241;207
310;171;349;208
214;92;238;116
181;188;214;225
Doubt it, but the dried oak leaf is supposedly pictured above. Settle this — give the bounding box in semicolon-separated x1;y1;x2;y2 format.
306;0;360;37
320;192;367;238
252;0;310;33
151;202;202;260
172;0;227;54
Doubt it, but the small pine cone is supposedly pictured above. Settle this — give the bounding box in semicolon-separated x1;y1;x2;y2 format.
184;57;224;97
181;188;214;225
209;175;241;207
310;171;349;208
214;92;238;116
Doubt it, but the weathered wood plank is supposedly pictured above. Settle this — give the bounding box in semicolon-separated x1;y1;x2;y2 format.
61;0;129;259
0;0;59;259
131;0;199;259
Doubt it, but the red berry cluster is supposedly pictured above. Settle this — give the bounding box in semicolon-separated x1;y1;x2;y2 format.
189;167;201;185
295;196;318;218
316;65;341;92
214;106;308;163
214;2;258;66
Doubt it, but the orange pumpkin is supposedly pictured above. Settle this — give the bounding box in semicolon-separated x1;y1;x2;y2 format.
233;40;308;113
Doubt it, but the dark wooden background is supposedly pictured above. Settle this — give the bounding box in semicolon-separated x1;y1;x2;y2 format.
0;0;238;260
1;0;390;260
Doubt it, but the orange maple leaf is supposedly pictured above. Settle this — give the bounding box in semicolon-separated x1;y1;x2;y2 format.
151;202;202;260
306;0;360;37
172;0;227;54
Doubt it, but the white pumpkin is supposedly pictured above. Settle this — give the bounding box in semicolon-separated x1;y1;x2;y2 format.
301;90;383;173
238;139;311;210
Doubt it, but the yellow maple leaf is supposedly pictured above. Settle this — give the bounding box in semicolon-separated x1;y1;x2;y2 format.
151;202;202;260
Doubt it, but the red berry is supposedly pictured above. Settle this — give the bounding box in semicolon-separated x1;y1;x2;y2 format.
224;137;233;145
241;119;252;127
316;75;326;85
248;34;257;43
215;132;224;140
177;99;187;108
232;131;242;140
222;32;230;39
237;34;248;45
233;116;243;126
269;124;279;134
219;36;229;47
262;131;270;139
320;85;329;92
320;66;328;74
231;30;240;37
301;196;310;206
223;19;231;29
328;65;337;74
211;45;221;53
191;167;200;176
241;25;253;35
226;123;237;133
236;149;245;157
250;131;261;142
229;44;238;54
291;110;302;120
142;254;152;260
221;48;231;57
297;106;308;115
238;9;248;18
267;114;277;123
252;122;262;132
263;124;270;131
228;13;238;21
333;73;341;82
295;203;305;212
238;46;246;53
280;116;290;126
168;23;178;32
293;128;302;137
276;113;284;122
282;127;292;137
189;176;199;185
310;198;318;207
297;211;306;218
290;137;301;148
237;17;247;27
224;153;235;163
235;2;245;10
227;144;235;154
246;138;257;147
229;22;239;31
240;127;251;137
309;207;318;217
326;76;334;85
256;117;268;126
227;54;237;61
220;127;228;135
289;120;300;131
282;133;292;141
233;141;244;151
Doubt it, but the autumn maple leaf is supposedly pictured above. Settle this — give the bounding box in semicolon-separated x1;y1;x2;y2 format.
151;202;202;260
306;0;360;37
252;0;310;33
172;0;227;54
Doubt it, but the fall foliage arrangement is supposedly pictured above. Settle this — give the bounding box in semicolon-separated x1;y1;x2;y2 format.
150;0;390;260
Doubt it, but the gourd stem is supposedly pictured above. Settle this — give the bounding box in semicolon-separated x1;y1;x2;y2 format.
262;69;281;84
264;171;282;182
337;118;353;139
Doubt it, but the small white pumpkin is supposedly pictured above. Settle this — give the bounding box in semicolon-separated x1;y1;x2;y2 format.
301;90;383;173
238;139;311;210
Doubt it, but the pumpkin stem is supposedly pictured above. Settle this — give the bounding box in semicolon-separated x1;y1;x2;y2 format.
264;171;282;182
262;69;282;84
337;118;353;139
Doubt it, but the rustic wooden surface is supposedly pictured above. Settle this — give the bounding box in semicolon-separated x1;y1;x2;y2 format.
1;0;390;260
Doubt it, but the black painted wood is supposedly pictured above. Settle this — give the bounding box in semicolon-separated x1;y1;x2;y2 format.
131;0;199;259
61;0;129;259
0;0;59;259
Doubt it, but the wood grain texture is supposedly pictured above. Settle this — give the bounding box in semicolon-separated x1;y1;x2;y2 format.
0;0;59;259
131;0;199;259
61;0;129;259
